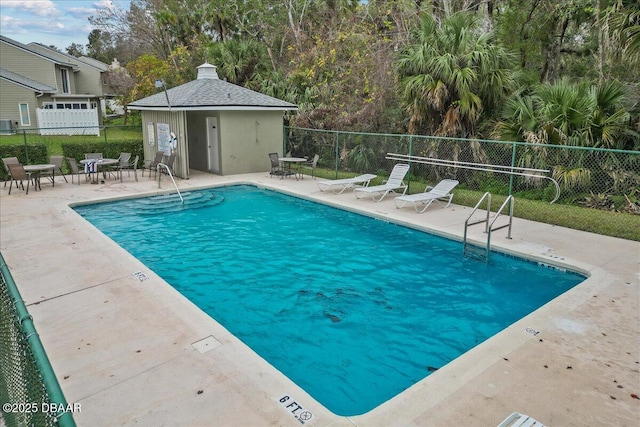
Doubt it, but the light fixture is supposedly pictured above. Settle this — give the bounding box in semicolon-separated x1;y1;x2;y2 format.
155;79;172;111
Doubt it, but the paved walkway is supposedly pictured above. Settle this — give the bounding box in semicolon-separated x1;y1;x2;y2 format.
0;170;638;426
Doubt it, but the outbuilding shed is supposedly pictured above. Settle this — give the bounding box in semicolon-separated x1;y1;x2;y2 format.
128;63;297;178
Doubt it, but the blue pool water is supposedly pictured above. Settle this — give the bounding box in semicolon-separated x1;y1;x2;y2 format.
74;185;585;416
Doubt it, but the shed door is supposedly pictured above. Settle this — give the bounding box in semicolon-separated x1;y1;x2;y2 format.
206;117;220;173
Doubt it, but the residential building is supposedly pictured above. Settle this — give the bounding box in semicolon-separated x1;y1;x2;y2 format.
0;35;115;135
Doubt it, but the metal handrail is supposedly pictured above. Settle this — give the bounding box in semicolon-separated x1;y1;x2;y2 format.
487;195;514;256
157;163;183;203
463;192;491;260
0;253;77;426
464;192;492;231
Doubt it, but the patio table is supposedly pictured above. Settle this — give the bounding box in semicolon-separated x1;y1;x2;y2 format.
80;158;119;184
279;157;307;180
24;164;55;190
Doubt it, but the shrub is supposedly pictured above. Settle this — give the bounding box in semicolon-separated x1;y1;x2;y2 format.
0;143;48;180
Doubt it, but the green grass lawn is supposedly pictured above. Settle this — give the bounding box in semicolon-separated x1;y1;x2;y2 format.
452;189;640;241
313;167;639;241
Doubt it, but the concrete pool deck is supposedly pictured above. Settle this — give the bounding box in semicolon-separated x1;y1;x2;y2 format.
0;170;638;427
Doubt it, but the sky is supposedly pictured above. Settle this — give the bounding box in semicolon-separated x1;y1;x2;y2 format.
0;0;130;51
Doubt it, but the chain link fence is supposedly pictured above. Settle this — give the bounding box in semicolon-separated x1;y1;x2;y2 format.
0;253;76;427
0;125;142;161
0;125;143;181
285;127;640;241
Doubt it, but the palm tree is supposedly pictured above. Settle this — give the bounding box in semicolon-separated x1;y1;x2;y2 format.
494;78;630;149
207;39;268;86
605;1;640;65
396;11;517;138
493;78;632;194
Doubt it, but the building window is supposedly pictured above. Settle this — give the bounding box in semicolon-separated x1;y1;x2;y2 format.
60;68;70;93
19;103;30;126
45;102;92;110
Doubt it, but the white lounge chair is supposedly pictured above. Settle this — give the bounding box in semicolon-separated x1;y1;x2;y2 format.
498;412;545;427
354;163;410;202
394;179;459;213
317;173;377;194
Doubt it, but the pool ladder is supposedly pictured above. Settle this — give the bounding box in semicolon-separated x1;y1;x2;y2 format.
463;192;514;262
157;162;183;203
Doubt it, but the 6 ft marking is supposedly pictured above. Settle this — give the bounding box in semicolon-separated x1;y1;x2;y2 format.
278;395;314;424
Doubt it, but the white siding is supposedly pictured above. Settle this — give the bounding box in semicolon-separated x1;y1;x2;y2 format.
140;111;188;178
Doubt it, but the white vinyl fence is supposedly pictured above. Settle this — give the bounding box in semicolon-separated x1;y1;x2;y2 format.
36;109;100;135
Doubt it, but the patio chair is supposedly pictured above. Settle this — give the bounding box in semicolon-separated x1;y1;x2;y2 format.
84;153;103;160
2;156;20;187
158;153;176;176
7;163;38;194
66;157;89;184
143;151;165;178
118;152;132;164
112;152;132;180
302;154;320;179
354;163;410;202
317;173;377;194
41;155;68;184
118;155;139;182
269;152;284;178
394;179;459;213
497;412;545;427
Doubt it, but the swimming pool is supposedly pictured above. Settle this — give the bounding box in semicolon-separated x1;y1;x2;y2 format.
74;185;585;416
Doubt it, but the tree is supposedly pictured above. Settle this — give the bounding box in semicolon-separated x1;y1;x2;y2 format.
89;0;166;62
397;11;517;136
65;43;85;57
81;0;637;141
493;78;631;148
603;0;640;77
492;78;634;192
207;39;269;86
86;29;120;63
103;66;135;124
114;54;174;124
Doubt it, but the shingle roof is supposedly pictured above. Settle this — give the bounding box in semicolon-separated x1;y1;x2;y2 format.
128;77;297;111
78;56;110;71
0;35;77;70
28;43;109;72
0;67;56;92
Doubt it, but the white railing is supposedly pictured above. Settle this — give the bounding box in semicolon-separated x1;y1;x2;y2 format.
157;163;183;203
386;153;561;203
35;109;100;135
